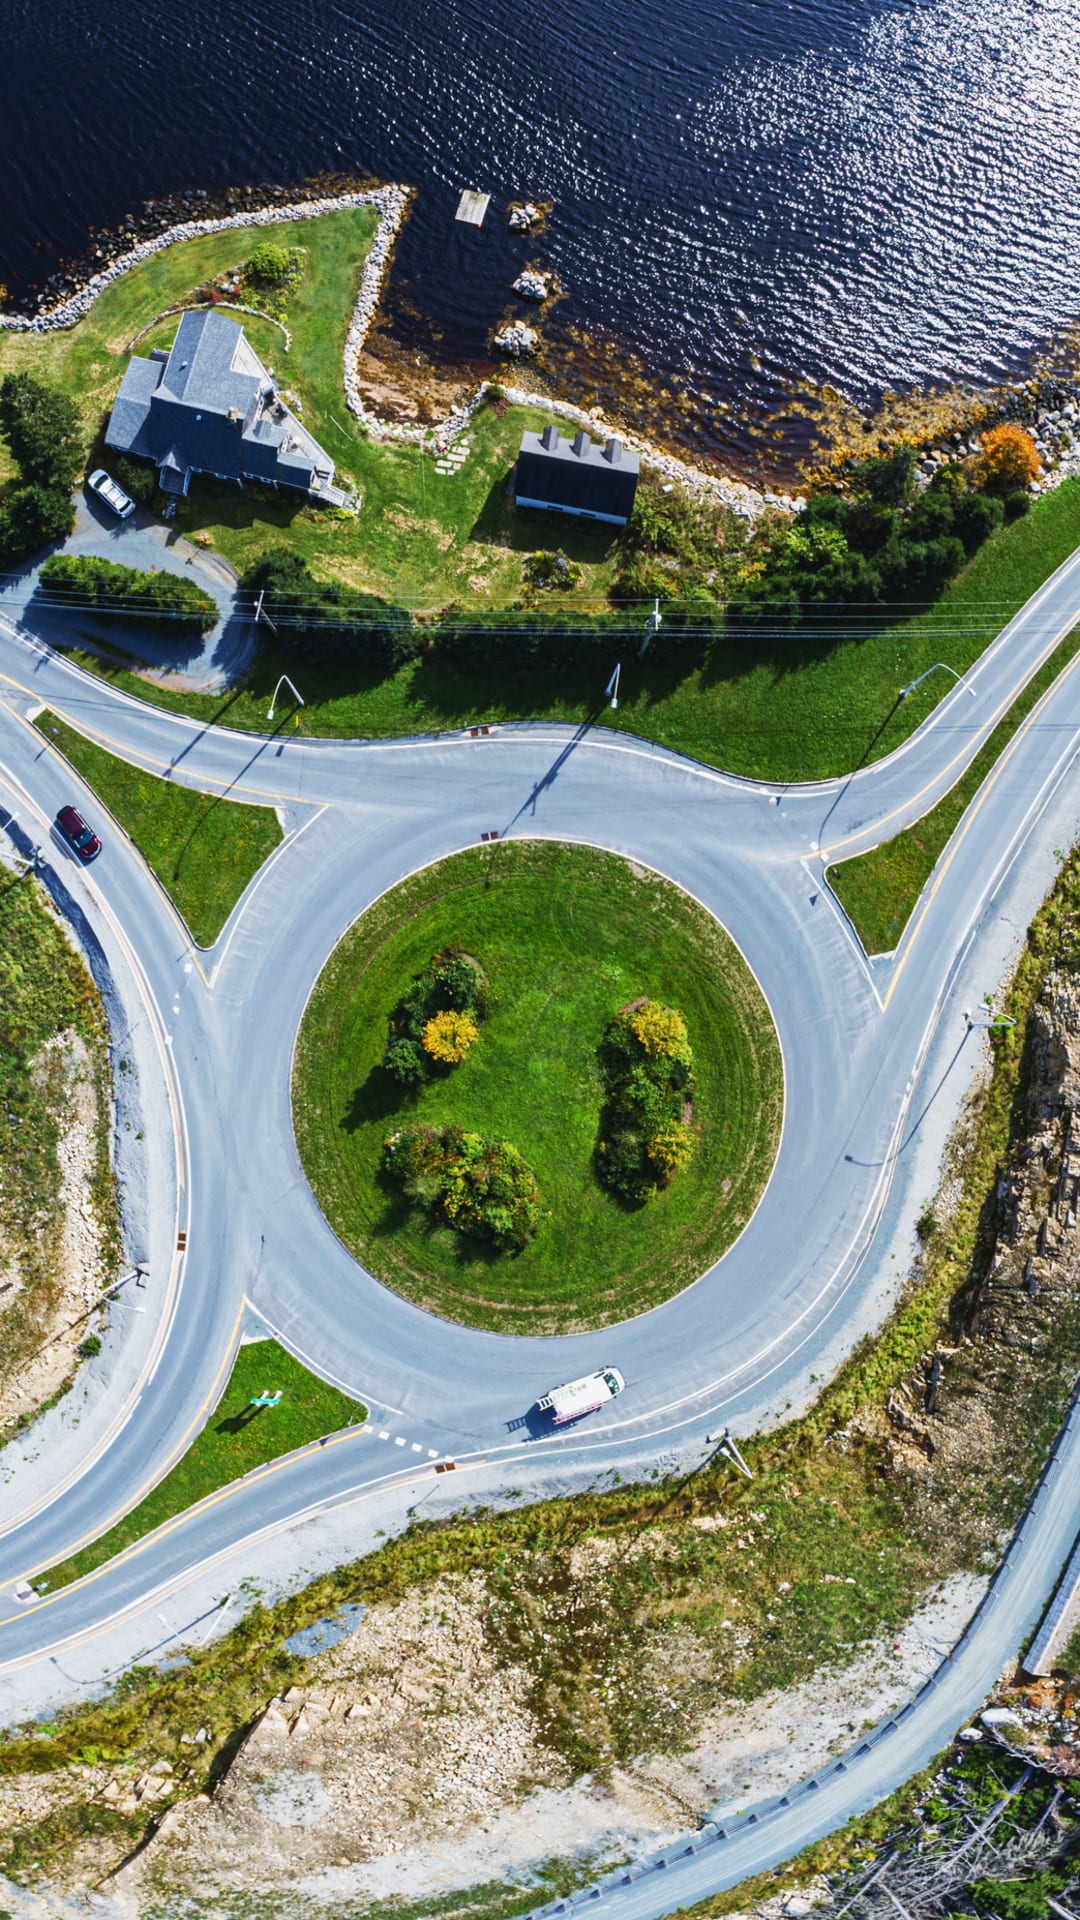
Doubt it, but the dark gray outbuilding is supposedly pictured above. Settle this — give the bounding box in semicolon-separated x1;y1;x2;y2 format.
515;426;639;525
105;309;338;502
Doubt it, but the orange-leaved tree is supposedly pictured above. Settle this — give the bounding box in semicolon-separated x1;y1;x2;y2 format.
979;423;1041;495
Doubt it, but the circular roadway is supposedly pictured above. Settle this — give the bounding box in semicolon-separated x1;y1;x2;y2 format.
2;535;1080;1902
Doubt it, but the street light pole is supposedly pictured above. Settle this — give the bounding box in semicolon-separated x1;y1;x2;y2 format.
267;675;305;722
638;597;662;660
605;663;621;710
898;662;976;701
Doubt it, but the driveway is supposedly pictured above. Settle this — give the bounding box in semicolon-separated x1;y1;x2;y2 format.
0;489;254;691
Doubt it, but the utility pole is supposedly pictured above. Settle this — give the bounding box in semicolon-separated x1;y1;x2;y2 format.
254;590;279;635
638;597;662;659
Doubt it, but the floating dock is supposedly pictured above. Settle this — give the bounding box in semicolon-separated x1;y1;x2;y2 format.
455;189;491;227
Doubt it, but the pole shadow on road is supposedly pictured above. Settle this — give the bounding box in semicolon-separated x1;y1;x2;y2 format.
844;1027;973;1168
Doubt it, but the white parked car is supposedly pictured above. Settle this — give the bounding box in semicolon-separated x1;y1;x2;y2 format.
87;468;136;519
537;1366;625;1425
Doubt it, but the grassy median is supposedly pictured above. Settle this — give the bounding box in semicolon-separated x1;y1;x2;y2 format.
36;710;282;945
828;620;1080;953
36;1340;366;1594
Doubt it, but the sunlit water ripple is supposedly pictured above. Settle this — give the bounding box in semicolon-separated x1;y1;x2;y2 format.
1;0;1079;474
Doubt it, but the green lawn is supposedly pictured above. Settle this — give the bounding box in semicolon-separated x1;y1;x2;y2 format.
0;203;621;612
36;710;282;946
37;1340;366;1593
828;622;1080;953
292;841;783;1333
0;207;378;472
62;477;1080;783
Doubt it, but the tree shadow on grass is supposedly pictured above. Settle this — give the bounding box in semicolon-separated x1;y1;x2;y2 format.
340;1062;414;1133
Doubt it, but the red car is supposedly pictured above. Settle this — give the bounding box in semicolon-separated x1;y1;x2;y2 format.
55;804;102;863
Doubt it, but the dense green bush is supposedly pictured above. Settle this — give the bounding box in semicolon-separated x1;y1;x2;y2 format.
383;1124;540;1251
0;484;75;565
246;241;290;284
39;556;218;632
733;447;1013;624
596;999;696;1202
0;372;83;494
109;453;158;506
610;473;758;606
383;948;487;1087
242;548;416;669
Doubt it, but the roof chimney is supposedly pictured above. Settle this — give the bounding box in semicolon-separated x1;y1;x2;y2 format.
603;437;622;463
572;430;589;457
540;425;560;450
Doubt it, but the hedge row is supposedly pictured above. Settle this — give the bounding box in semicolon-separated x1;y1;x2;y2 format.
39;555;219;632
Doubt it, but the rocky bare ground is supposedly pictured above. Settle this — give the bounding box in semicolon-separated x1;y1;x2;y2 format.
7;1570;980;1912
0;1030;114;1437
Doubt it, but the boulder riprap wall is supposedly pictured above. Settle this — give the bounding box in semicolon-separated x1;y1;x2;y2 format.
494;322;540;357
0;185;411;337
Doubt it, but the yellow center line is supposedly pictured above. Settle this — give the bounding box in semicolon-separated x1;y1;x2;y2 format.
881;644;1080;1010
16;1299;249;1591
819;603;1080;860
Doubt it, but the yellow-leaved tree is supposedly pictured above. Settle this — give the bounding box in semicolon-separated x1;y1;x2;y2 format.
422;1008;479;1065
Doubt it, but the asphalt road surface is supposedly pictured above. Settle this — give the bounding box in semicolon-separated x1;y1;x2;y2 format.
1;534;1080;1909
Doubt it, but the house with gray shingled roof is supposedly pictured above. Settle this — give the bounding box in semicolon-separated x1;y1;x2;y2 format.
105;309;340;503
514;426;639;526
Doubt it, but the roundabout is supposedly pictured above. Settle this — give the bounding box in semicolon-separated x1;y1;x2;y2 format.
292;839;783;1333
4;534;1080;1909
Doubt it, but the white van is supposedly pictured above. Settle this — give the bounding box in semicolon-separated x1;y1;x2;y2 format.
537;1367;625;1425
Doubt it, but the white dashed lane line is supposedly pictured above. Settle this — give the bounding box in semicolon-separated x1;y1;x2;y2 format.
374;1429;442;1460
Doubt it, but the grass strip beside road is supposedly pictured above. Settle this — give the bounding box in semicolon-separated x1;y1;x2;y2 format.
826;619;1080;954
59;477;1080;781
36;1341;366;1594
36;710;282;946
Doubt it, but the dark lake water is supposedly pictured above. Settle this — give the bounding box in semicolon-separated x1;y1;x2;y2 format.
2;0;1080;476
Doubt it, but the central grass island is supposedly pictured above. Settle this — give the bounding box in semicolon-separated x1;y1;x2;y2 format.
293;841;783;1333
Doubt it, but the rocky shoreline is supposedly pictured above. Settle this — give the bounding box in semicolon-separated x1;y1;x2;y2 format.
3;180;1079;524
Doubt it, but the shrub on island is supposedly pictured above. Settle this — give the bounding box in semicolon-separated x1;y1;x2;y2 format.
38;556;219;632
383;948;487;1088
383;1124;540;1252
596;998;696;1202
246;240;291;284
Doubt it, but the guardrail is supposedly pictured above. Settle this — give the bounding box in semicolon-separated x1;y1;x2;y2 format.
523;1372;1080;1920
